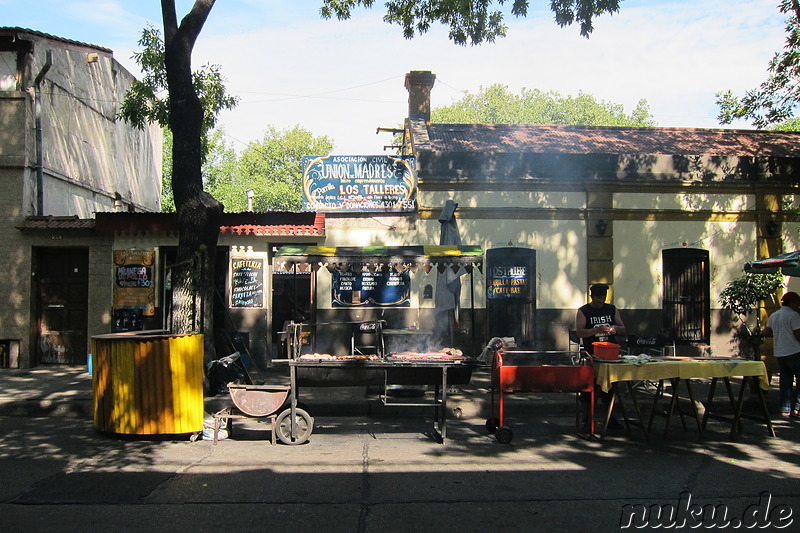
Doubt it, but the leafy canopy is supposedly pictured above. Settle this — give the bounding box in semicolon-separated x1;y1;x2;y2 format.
320;0;620;44
431;84;656;126
716;1;800;128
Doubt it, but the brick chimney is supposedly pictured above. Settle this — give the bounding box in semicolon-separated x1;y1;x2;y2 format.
405;71;436;123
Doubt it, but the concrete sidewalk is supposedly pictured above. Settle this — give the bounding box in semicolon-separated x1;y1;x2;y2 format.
0;366;94;417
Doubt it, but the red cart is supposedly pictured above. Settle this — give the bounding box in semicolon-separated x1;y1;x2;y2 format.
486;347;595;443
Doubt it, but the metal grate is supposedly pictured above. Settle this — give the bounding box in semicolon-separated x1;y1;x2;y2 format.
662;248;710;344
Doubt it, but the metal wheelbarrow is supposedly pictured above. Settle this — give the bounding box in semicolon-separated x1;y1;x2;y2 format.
213;383;314;445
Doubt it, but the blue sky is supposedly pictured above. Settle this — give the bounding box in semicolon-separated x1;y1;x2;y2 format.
3;1;788;154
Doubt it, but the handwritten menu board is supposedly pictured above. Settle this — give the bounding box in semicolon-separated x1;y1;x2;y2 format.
112;249;155;316
230;257;265;308
332;269;410;307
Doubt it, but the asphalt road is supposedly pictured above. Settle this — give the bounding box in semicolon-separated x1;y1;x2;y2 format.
2;409;799;532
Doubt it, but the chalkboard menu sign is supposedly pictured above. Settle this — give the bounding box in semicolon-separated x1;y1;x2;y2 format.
230;257;265;308
112;249;155;317
332;269;411;307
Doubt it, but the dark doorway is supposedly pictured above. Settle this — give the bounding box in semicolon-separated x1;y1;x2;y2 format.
662;248;710;344
271;261;313;355
34;248;89;364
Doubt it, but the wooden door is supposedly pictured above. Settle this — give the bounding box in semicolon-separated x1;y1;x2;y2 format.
35;248;89;364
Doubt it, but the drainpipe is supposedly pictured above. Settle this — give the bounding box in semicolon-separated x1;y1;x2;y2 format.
34;50;53;216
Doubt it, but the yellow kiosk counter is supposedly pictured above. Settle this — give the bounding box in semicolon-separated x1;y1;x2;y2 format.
91;330;204;435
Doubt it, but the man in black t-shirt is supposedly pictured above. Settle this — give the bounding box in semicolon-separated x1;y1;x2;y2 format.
576;283;626;353
576;283;626;432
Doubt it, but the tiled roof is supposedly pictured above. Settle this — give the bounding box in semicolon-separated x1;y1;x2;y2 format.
0;27;112;54
221;212;325;236
417;124;800;157
94;211;325;236
15;216;95;231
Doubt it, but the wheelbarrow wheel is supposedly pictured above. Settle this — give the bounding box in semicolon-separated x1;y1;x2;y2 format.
495;426;513;444
275;407;314;445
485;417;500;434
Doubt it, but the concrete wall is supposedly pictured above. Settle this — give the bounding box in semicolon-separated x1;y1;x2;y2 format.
311;181;797;355
0;32;161;367
35;43;162;215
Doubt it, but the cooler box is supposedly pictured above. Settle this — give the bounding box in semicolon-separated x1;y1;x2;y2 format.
593;342;620;360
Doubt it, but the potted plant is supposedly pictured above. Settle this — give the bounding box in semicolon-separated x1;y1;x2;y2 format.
719;272;784;359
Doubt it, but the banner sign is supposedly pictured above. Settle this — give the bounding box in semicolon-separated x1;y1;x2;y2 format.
301;155;417;212
112;249;156;316
230;256;266;308
332;269;411;307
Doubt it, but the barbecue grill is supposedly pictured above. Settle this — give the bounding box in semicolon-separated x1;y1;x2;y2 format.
283;321;476;443
486;342;595;443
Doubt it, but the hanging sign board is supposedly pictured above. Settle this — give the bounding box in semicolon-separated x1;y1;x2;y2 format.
112;249;156;316
486;248;535;300
331;268;411;307
301;155;417;212
230;256;266;308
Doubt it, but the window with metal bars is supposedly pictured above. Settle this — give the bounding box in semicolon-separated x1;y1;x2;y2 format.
662;248;710;344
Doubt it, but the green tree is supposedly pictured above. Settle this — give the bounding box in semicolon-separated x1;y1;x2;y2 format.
431;84;656;126
133;0;622;351
119;17;237;346
202;128;238;206
119;25;237;159
716;1;800;128
210;126;334;211
161;128;240;213
719;272;784;358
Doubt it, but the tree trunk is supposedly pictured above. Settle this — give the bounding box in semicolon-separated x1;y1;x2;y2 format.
162;0;221;365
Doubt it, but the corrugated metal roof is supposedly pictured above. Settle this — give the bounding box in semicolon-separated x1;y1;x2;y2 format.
417;124;800;157
0;27;112;54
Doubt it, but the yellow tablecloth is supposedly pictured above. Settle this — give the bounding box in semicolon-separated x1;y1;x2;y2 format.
594;359;770;393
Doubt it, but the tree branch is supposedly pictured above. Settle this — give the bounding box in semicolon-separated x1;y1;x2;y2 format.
161;0;178;43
